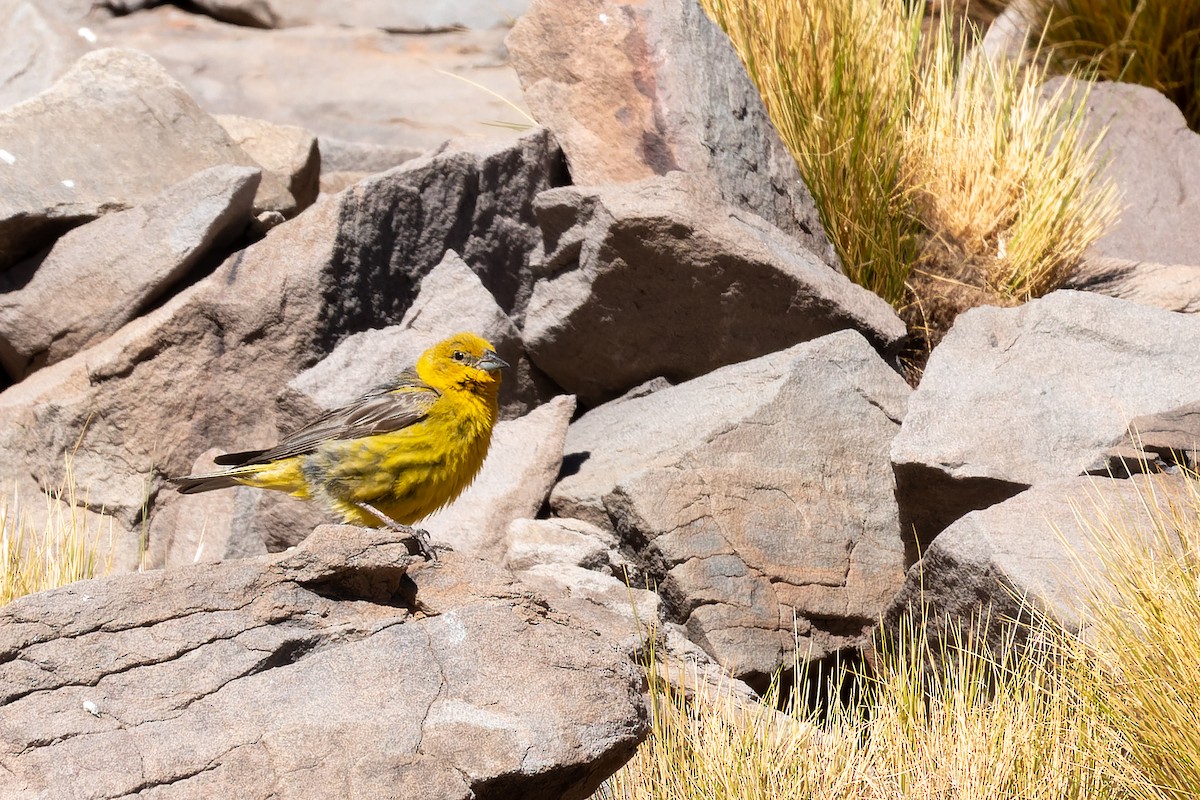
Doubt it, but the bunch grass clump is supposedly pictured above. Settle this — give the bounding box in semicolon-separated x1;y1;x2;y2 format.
906;26;1119;304
703;0;923;306
701;0;1119;353
0;457;112;605
598;613;1133;800
1032;0;1200;132
1060;469;1200;799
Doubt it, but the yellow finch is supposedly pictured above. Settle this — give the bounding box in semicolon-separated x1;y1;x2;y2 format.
173;332;507;557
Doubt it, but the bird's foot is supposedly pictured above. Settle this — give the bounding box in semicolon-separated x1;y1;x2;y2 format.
354;501;442;562
407;527;441;562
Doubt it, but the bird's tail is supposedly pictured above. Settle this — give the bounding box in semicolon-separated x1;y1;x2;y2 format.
172;471;248;494
172;447;275;495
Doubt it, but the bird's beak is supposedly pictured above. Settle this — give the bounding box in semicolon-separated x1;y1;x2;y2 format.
478;350;509;373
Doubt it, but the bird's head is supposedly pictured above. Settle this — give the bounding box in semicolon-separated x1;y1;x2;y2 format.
417;332;508;393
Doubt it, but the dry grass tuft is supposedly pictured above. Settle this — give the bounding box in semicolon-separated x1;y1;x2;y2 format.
598;614;1133;800
703;0;924;306
0;457;112;606
1060;469;1200;799
1032;0;1200;132
702;0;1119;363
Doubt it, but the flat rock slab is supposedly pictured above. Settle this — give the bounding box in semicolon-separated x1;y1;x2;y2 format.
892;290;1200;551
0;525;647;799
0;47;264;268
523;175;906;407
553;331;910;686
507;0;832;257
94;7;530;152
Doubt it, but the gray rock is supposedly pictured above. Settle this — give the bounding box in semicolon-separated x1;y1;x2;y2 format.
318;136;424;194
189;0;530;30
1061;79;1200;313
1093;400;1200;473
507;0;833;259
892;290;1200;552
1067;256;1200;314
0;48;265;268
319;137;425;174
881;473;1194;654
94;7;532;152
424;395;576;558
287;250;547;420
0;0;90;109
974;0;1039;67
522;175;906;406
1079;80;1200;267
0;525;647;799
0;130;562;565
503;517;629;576
215;114;320;217
501;517;660;677
552;331;910;686
0;165;260;378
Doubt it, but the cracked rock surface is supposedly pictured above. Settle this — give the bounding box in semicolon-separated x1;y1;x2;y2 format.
0;525;647;799
552;330;910;688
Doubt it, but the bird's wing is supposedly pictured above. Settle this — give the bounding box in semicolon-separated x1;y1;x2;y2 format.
218;369;440;465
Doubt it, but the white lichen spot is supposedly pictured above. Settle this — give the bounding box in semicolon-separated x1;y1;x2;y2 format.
0;150;14;165
62;179;75;189
598;12;609;24
77;27;98;43
83;700;101;717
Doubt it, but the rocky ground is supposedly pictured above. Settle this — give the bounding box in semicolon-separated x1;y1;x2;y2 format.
0;0;1198;796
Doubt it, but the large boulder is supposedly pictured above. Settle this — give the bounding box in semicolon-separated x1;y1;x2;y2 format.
0;525;647;799
523;175;906;407
0;165;261;378
507;0;833;260
552;331;910;687
0;129;563;567
882;472;1195;652
892;290;1200;551
0;48;273;269
1065;80;1200;312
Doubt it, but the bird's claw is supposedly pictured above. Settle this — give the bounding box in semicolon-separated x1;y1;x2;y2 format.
409;527;439;561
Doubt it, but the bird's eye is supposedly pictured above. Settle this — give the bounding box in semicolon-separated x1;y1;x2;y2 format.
452;350;466;362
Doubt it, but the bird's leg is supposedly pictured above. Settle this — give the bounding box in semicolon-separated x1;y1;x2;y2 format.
354;501;438;561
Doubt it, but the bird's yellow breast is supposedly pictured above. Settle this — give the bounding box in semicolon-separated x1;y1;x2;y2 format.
310;383;498;526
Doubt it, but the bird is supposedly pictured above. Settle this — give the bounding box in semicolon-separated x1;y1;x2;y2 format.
172;332;508;559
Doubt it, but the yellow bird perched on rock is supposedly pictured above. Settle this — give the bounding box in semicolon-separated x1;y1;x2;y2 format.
173;332;508;558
